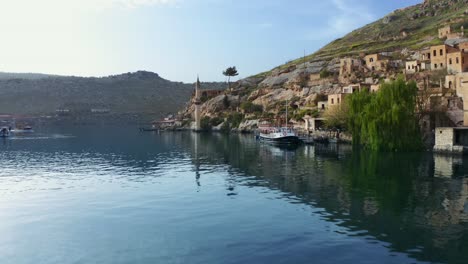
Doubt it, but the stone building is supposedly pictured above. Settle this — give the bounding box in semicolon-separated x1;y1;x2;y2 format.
328;93;347;107
434;127;468;154
430;44;459;70
370;84;380;93
447;51;468;74
439;25;452;39
450;72;468;125
458;41;468;52
364;54;389;71
317;101;328;111
405;60;420;73
339;57;362;76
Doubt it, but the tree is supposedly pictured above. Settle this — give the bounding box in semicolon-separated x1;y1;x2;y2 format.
347;78;422;151
223;66;239;91
323;101;349;130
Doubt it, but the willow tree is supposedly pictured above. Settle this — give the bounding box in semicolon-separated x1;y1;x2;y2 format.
348;78;422;151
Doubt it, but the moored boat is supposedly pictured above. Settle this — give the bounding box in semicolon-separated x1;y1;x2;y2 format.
258;126;301;145
10;126;34;133
257;99;301;145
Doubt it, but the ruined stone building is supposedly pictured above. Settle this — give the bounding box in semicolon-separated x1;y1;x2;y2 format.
439;25;452;39
364;54;390;71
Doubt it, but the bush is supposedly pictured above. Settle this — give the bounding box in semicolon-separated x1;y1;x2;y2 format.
227;112;244;128
210;116;224;127
293;109;319;121
240;101;263;113
320;69;331;79
200;116;212;131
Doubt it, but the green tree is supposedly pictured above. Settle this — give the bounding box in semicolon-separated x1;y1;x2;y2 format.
323;101;349;130
223;66;239;91
348;78;422;151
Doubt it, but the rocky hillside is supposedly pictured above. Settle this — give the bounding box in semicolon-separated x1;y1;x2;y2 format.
179;0;468;131
263;0;468;76
0;71;225;117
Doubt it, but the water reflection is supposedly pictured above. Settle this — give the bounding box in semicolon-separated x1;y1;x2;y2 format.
0;128;467;264
183;134;468;264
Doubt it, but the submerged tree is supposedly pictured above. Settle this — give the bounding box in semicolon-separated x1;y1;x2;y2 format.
223;66;239;91
348;78;422;151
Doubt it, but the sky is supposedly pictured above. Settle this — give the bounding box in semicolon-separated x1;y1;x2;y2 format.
0;0;421;82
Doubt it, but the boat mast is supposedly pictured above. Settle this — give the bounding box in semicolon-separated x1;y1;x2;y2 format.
285;100;288;128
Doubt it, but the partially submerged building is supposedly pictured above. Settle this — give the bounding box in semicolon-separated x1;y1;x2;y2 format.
434;127;468;154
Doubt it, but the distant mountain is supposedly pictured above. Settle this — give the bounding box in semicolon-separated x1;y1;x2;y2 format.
0;71;226;118
0;72;57;80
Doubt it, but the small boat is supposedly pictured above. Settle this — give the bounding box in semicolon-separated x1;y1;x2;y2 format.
10;126;34;133
0;127;10;137
139;127;159;132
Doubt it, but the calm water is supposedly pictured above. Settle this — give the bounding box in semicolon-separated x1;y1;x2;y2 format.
0;126;467;264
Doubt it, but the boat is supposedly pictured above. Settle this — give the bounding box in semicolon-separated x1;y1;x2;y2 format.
258;100;301;145
10;126;34;133
0;127;10;137
258;126;301;145
139;127;159;132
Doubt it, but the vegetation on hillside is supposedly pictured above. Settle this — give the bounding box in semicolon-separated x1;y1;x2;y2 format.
267;0;467;73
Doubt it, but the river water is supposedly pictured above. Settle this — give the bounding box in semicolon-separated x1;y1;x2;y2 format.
0;126;467;264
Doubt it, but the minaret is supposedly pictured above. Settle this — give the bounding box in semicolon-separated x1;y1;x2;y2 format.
194;76;202;131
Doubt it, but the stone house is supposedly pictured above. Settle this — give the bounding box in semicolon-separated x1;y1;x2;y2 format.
364;54;389;71
317;101;328;111
438;25;452;39
342;84;362;94
457;41;468;53
405;60;420;73
370;84;380;93
339;57;363;76
430;44;459;70
420;48;432;61
450;72;468;125
434;127;468;154
447;51;468;74
328;93;347;107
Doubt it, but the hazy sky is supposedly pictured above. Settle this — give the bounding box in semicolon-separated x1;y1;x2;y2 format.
0;0;421;82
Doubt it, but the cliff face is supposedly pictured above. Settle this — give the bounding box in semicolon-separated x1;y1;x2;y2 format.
180;0;468;131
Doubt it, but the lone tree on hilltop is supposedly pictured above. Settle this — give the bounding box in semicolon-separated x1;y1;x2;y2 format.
223;66;239;91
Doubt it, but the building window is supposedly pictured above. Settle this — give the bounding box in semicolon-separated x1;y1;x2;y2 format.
321;104;325;110
337;98;340;104
372;66;375;71
456;57;459;64
440;63;443;67
434;64;437;69
331;98;334;104
440;49;443;56
433;50;436;56
449;58;452;65
370;58;374;63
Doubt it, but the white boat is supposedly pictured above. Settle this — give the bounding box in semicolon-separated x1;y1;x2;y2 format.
0;127;10;137
258;126;301;144
258;100;300;145
10;126;34;133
